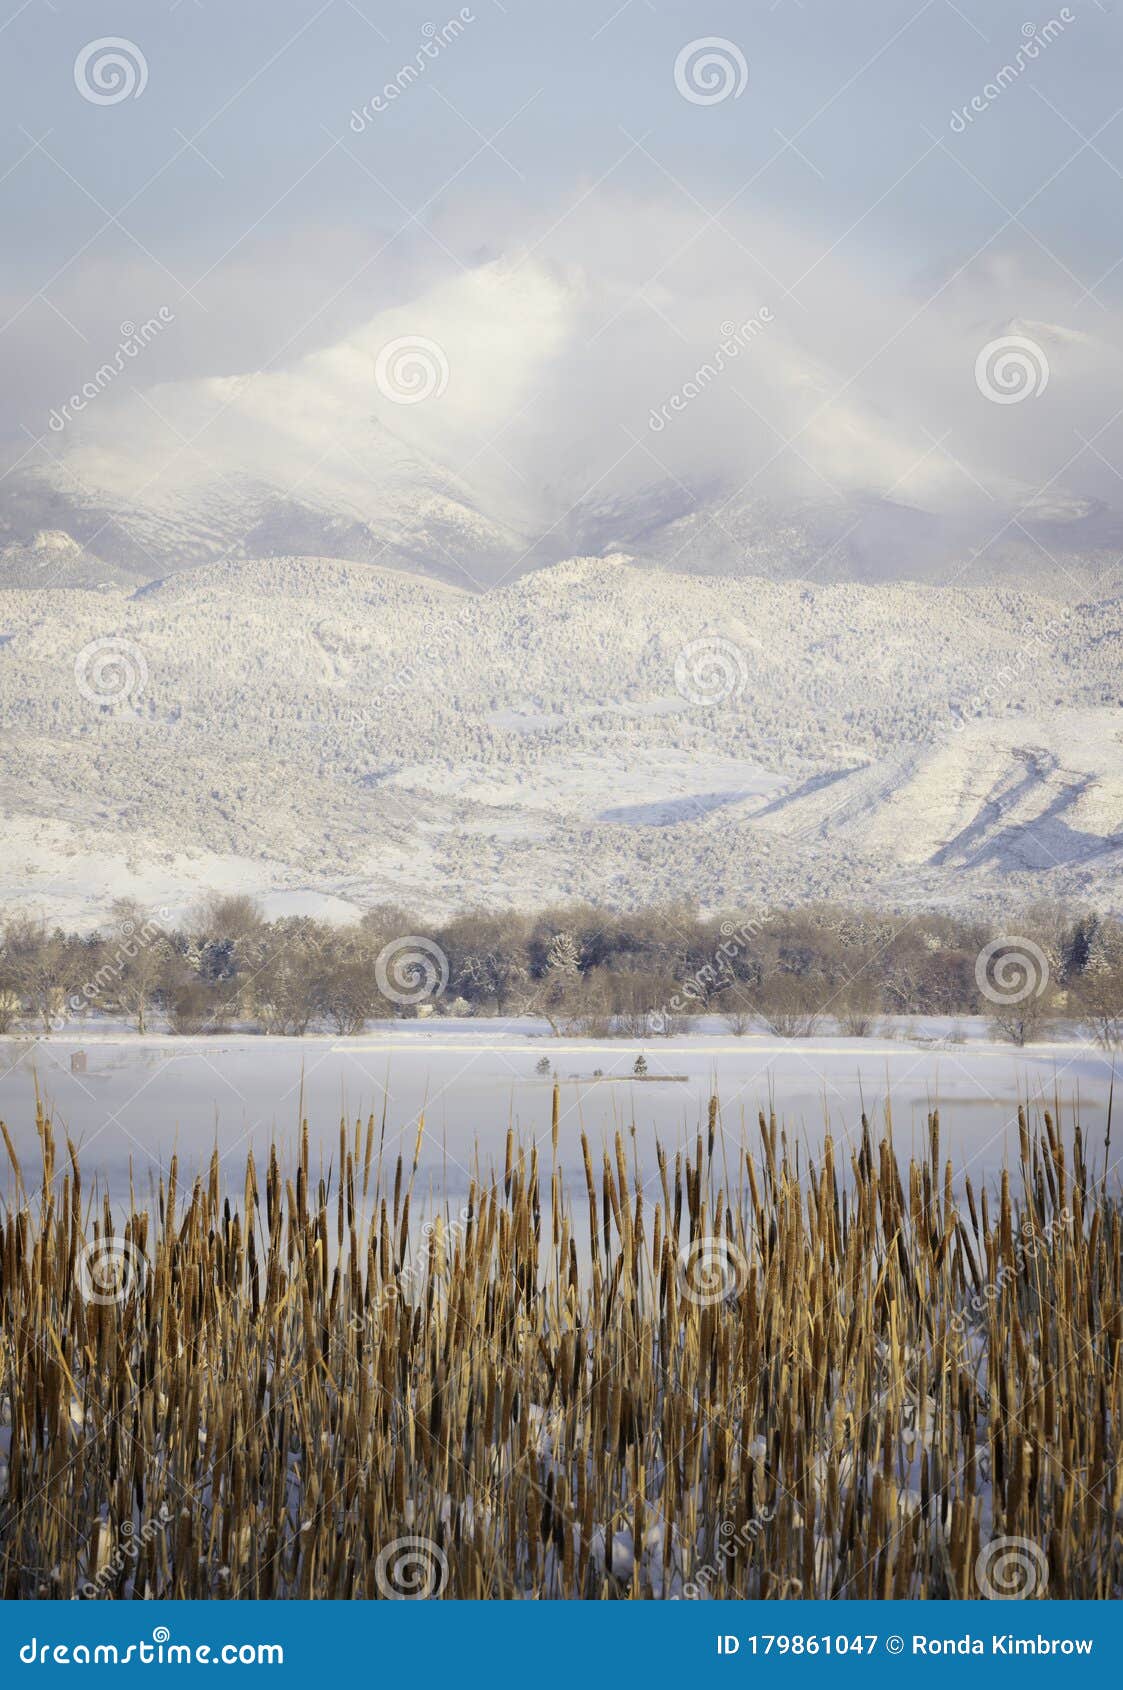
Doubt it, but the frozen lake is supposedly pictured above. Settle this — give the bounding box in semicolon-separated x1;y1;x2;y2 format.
0;1017;1115;1205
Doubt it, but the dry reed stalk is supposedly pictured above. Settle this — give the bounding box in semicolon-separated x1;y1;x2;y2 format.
0;1101;1118;1600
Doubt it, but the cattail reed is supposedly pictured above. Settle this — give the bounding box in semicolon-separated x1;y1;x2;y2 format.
0;1101;1119;1600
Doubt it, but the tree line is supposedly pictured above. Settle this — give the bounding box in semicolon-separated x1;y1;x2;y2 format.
1;895;1120;1045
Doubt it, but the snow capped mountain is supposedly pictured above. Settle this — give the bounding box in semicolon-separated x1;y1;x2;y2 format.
2;261;585;588
7;255;1122;593
1;554;1120;925
3;255;1121;923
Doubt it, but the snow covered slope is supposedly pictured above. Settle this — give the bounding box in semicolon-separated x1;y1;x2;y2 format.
0;555;1120;923
2;262;577;588
7;257;1123;593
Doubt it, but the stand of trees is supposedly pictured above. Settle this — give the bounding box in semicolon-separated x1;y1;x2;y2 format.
1;896;1121;1046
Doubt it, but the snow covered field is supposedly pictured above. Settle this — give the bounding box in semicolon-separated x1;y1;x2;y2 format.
0;1017;1112;1204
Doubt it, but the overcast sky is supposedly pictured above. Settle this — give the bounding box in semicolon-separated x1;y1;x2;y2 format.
4;0;1123;532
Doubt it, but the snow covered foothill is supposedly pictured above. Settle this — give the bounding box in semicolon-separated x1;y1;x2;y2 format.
0;555;1120;925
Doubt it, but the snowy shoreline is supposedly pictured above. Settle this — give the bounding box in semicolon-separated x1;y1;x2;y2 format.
0;1014;1113;1207
0;1010;1110;1054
